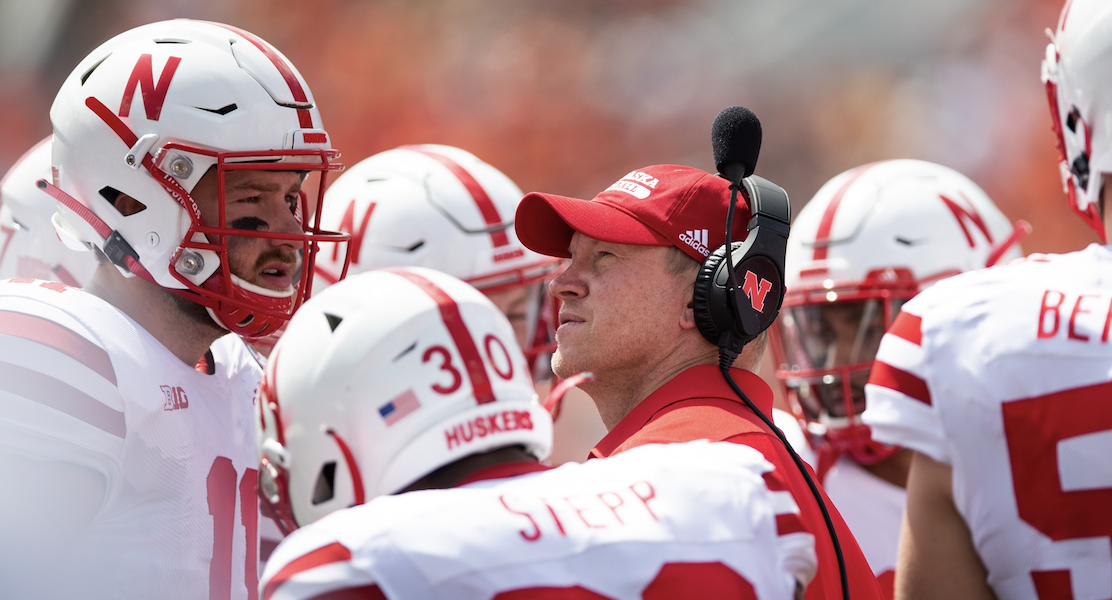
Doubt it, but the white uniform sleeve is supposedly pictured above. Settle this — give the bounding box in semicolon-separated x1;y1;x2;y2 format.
863;295;951;464
260;527;380;600
0;293;126;506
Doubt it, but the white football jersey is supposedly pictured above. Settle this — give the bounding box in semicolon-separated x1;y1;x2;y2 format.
0;278;264;599
261;441;817;600
864;243;1112;600
821;457;904;594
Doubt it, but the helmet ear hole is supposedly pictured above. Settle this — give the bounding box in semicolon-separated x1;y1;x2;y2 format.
311;462;337;505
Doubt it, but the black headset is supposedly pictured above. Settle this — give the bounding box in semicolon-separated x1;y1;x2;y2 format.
692;175;790;352
693;107;850;600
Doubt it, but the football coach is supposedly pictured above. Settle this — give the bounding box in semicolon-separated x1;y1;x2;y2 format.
514;164;883;600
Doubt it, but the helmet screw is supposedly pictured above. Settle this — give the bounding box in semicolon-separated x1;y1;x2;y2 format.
177;251;204;275
169;156;193;179
125;155;136;166
145;232;160;247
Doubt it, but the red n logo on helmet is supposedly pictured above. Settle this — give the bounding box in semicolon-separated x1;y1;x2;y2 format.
335;200;376;263
742;271;773;312
939;194;994;248
119;54;181;121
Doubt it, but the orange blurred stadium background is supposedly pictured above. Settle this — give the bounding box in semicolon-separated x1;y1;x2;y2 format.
0;0;1096;461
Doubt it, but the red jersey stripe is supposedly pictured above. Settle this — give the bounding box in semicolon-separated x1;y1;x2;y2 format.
812;163;879;262
0;361;125;437
307;585;387;600
761;470;791;492
263;542;352;600
775;513;809;536
887;312;923;346
0;310;116;385
402;146;511;248
389;269;497;404
869;361;932;406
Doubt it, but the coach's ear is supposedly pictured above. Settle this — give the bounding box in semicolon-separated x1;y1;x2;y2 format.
680;299;698;330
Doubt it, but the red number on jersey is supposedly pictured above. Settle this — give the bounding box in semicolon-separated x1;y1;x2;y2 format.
1002;380;1112;598
207;457;260;600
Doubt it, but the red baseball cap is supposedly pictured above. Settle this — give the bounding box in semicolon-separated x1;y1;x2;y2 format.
515;164;752;263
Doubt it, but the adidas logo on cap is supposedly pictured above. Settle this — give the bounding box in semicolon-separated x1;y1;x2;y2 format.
679;229;710;257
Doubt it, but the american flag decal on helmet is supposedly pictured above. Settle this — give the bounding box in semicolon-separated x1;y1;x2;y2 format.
379;389;421;426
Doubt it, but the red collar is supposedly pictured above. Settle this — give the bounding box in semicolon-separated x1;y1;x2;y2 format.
591;364;773;458
455;459;551;487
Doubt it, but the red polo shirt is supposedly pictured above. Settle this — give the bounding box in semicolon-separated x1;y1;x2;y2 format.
591;364;883;600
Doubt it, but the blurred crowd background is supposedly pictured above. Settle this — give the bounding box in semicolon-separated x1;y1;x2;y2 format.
0;0;1094;461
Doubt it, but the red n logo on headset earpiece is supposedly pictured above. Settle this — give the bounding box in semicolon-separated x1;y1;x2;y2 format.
742;271;773;312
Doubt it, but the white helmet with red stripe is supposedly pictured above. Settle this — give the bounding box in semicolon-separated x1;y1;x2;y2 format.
0;137;97;286
46;19;350;337
771;159;1026;478
256;266;552;532
1043;0;1112;242
313;145;560;375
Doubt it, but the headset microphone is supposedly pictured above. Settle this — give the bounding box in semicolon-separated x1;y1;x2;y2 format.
699;106;850;600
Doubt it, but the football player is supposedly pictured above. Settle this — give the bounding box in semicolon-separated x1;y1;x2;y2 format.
770;159;1027;598
0;137;97;286
312;144;561;381
0;20;349;599
863;2;1112;598
309;145;607;465
257;266;817;599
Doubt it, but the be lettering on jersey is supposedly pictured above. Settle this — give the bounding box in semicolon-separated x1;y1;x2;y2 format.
445;410;534;450
1036;289;1112;343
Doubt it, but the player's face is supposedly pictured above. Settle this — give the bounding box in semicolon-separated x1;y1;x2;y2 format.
191;169;304;292
783;299;888;418
486;285;531;350
548;233;692;381
796;302;887;370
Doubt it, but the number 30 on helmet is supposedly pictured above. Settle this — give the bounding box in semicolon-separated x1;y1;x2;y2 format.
256;266;553;533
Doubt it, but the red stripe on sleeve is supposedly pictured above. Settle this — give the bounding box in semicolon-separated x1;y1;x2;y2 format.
0;310;116;385
761;470;791;492
0;362;125;438
775;513;809;536
262;542;352;600
887;312;923;346
389;269;496;404
402;146;510;248
868;361;932;406
308;585;388;600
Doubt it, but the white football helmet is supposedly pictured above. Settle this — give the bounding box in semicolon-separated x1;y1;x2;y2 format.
44;19;351;337
256;266;553;533
313;144;561;375
0;138;97;286
771;159;1027;478
1043;0;1112;242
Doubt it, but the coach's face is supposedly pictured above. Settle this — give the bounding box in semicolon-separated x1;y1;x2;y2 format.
549;232;693;381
